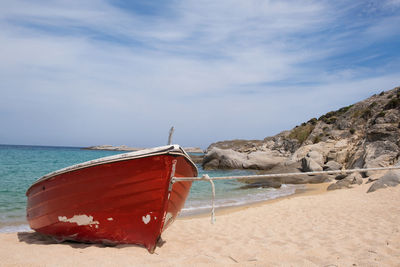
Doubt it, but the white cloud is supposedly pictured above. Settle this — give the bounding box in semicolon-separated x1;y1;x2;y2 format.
385;0;400;7
0;0;399;148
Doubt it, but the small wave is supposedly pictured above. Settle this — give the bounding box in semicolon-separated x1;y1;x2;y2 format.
180;184;304;217
0;224;31;233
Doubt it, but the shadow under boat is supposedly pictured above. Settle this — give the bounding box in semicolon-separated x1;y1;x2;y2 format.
17;231;166;250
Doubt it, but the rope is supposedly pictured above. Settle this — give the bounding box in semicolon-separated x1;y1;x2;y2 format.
172;166;400;182
201;174;216;224
171;165;400;224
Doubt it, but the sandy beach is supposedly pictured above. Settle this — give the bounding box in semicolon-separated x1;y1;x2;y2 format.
1;182;399;266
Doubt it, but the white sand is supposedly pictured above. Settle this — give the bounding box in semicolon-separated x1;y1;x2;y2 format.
1;182;399;266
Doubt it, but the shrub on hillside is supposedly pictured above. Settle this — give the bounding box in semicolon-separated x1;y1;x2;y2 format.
384;98;400;110
289;124;315;144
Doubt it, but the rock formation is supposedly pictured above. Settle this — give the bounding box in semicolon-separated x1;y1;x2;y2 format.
203;86;400;190
202;147;286;170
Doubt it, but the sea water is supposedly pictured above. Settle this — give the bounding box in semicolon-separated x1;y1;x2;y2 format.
0;145;302;232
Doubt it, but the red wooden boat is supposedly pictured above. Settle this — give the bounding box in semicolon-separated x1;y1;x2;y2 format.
26;145;197;253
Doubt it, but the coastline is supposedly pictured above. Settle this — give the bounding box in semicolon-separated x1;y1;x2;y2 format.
180;182;328;220
2;182;399;266
0;182;306;233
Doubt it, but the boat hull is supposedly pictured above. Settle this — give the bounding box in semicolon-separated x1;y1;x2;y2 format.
26;150;196;252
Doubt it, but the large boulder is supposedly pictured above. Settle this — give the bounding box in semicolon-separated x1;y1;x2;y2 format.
306;150;324;166
366;123;399;143
346;172;363;185
363;141;398;176
203;158;219;169
326;139;351;164
367;168;400;193
326;172;363;191
189;154;204;164
335;174;347;180
348;145;365;169
327;179;352;191
243;173;331;187
291;142;334;163
263;131;300;155
243;151;286;170
281;174;330;184
239;180;282;189
241;161;330;187
324;160;342;171
301;157;323;172
202;148;286;170
202;148;247;169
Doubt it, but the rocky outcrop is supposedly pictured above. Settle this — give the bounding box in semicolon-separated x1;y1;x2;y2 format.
202;148;286;170
203;86;400;189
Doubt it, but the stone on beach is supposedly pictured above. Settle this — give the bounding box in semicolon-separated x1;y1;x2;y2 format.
327;172;363;191
367;162;400;193
346;172;363;185
327;179;352;190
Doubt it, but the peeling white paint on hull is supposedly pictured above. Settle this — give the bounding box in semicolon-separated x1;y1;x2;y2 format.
58;215;100;227
142;214;151;224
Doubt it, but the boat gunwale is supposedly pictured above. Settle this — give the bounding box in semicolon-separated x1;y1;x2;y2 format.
26;145;198;193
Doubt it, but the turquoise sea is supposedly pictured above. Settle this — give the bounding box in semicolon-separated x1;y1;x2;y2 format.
0;144;302;232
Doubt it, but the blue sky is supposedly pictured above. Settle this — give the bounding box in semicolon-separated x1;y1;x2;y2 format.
1;0;400;149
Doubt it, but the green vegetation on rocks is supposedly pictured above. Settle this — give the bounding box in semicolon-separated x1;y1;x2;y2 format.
288;123;315;144
377;111;386;118
313;135;320;144
361;108;373;120
318;105;353;123
385;98;400;110
307;118;318;125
